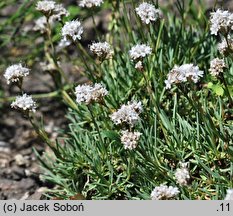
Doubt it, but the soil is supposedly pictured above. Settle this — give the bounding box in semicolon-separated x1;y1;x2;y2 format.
0;87;68;200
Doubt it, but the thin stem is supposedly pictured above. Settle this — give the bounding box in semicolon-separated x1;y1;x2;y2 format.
0;85;73;103
87;105;107;156
28;113;63;159
29;114;52;146
142;69;156;106
91;13;100;40
45;17;70;86
75;41;96;80
46;17;55;58
61;90;79;111
221;75;233;106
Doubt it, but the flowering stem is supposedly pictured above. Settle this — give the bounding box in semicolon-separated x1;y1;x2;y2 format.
16;79;24;94
76;41;96;65
87;105;107;157
46;17;55;58
221;75;233;106
75;42;96;80
61;90;79;111
155;19;164;52
142;70;156;106
0;85;73;103
91;13;100;40
28;113;52;146
45;17;70;86
28;114;62;158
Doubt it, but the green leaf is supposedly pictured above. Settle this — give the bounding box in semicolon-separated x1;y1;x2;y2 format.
101;131;120;142
207;82;213;88
212;85;224;96
207;83;224;96
67;6;81;18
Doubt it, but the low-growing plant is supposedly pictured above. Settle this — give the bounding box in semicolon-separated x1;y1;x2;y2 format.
1;0;233;200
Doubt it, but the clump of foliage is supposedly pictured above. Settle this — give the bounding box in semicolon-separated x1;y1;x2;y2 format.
1;0;233;200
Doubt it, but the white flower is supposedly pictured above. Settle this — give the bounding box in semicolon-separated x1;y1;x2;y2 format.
11;94;36;112
225;189;233;200
75;83;108;104
36;1;69;19
91;83;108;102
135;61;143;71
151;184;180;200
209;58;226;76
129;44;152;60
33;16;48;33
89;42;113;60
52;4;69;21
61;20;83;42
218;39;228;55
110;101;143;126
218;38;233;55
175;162;190;186
4;64;30;84
33;16;55;33
40;61;60;71
120;130;141;150
36;0;56;15
34;5;68;33
57;38;72;49
75;85;93;104
165;64;204;89
78;0;104;8
210;9;233;35
135;2;162;24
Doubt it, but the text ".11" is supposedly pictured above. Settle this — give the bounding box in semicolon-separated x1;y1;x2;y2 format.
218;203;230;212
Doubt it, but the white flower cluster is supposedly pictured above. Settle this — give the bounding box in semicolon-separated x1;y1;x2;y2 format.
218;38;233;55
36;1;69;18
209;58;226;77
135;2;162;24
135;60;143;71
36;0;56;14
175;162;190;186
225;189;233;200
165;64;204;89
75;83;108;104
34;2;69;33
34;16;54;33
78;0;104;8
11;94;36;113
120;130;141;150
89;42;113;60
58;38;72;49
34;16;48;33
110;101;143;126
61;20;83;42
4;64;30;84
151;184;180;200
40;61;60;71
52;4;69;21
210;9;233;35
129;44;152;61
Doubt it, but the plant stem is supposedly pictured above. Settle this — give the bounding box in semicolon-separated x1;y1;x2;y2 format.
28;113;62;158
61;90;79;111
46;17;70;86
75;41;96;80
91;13;100;40
221;75;233;106
87;105;107;156
0;85;73;103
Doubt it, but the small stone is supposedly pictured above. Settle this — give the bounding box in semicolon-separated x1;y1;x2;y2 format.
14;154;30;166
